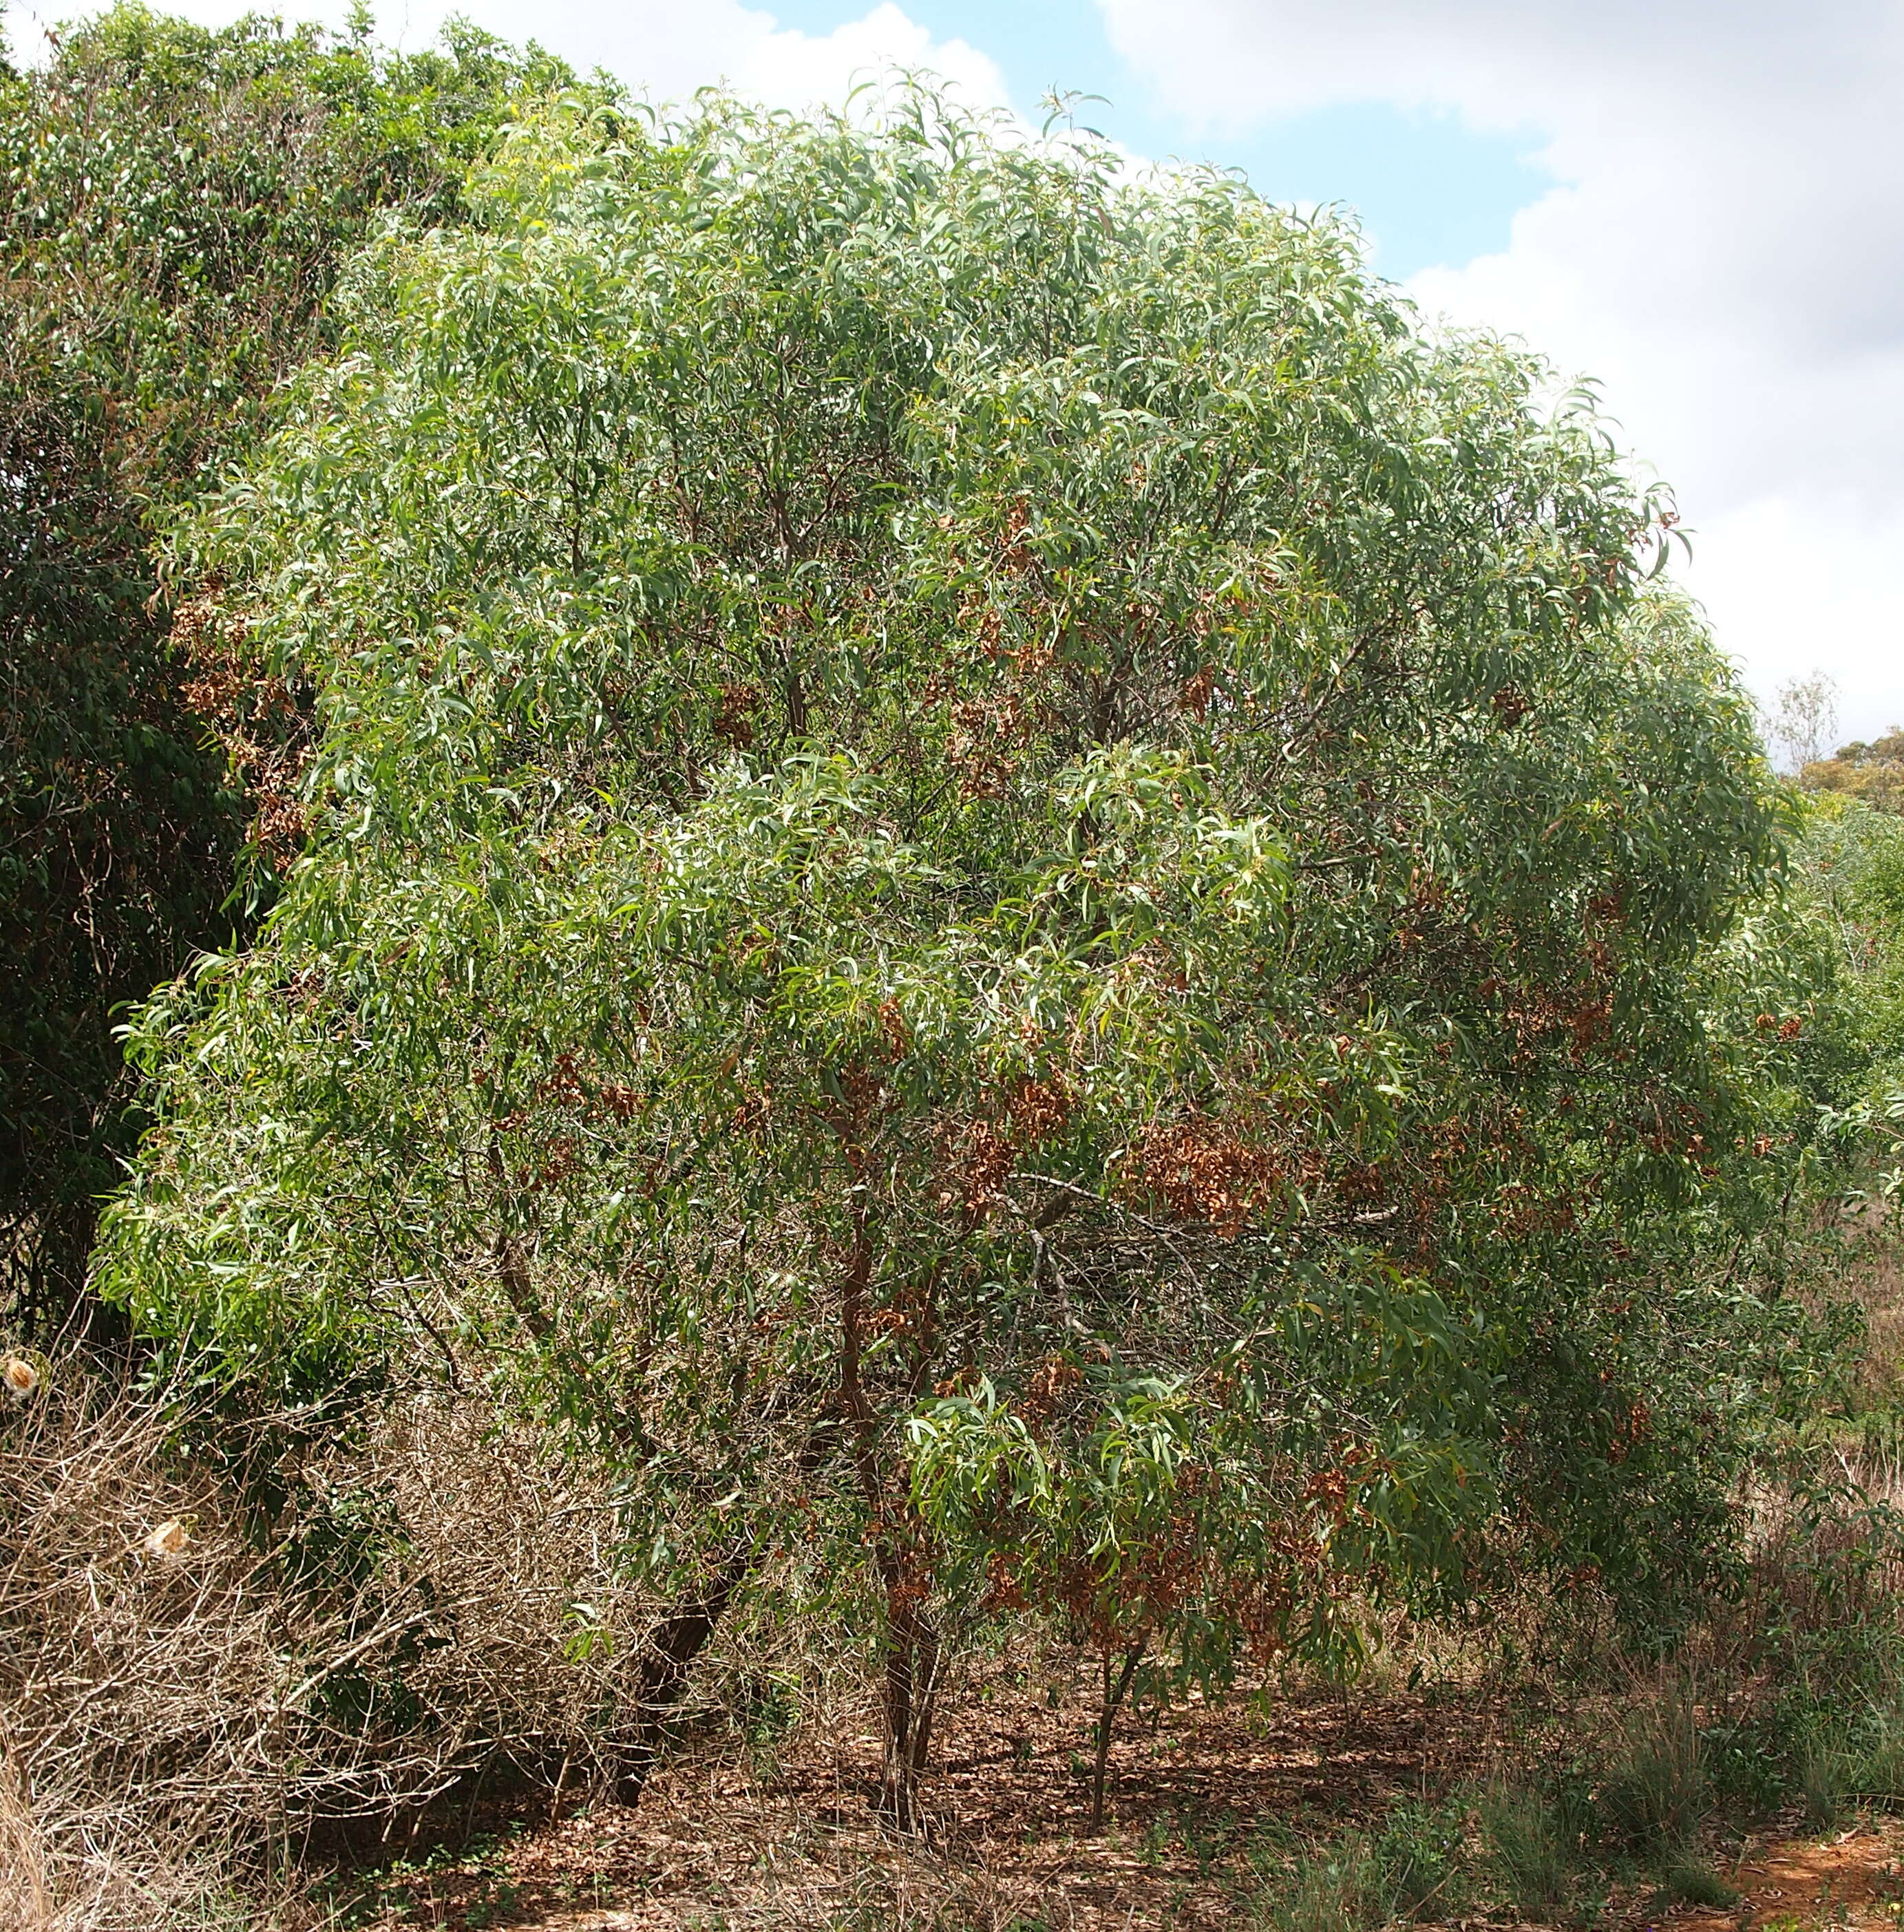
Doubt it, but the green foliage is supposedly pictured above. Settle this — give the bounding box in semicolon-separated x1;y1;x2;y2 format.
1247;1801;1466;1929
1726;1478;1904;1824
1789;797;1904;1079
95;85;1854;1796
1253;1832;1388;1932
0;4;589;1329
1653;1856;1738;1909
1371;1798;1469;1916
1480;1782;1579;1920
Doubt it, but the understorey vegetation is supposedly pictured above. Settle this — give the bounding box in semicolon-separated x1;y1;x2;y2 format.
7;18;1904;1930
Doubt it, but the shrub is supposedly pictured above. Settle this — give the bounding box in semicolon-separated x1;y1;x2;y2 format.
1373;1798;1469;1916
1592;1688;1709;1856
1254;1832;1388;1932
1481;1782;1578;1921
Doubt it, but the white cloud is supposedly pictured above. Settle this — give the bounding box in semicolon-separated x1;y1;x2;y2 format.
1097;0;1904;741
726;3;1008;114
456;0;1011;116
17;0;1010;118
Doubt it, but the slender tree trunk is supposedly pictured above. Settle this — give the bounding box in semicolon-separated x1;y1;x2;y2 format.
611;1401;836;1808
1090;1637;1146;1830
829;1110;949;1832
878;1581;943;1831
613;1531;756;1807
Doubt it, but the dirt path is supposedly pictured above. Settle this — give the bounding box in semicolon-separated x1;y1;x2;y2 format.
1664;1820;1904;1931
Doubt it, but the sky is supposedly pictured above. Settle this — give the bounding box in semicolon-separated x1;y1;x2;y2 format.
17;0;1904;751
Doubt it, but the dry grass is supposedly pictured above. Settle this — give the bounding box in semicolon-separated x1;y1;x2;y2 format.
1;1755;54;1932
0;1355;1773;1931
0;1353;668;1930
1856;1233;1904;1416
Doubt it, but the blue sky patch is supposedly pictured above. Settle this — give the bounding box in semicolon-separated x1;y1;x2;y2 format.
768;0;1552;278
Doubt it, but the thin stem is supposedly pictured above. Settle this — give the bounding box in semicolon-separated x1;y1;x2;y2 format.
1090;1636;1146;1830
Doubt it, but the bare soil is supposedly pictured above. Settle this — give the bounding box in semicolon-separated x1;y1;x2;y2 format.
1668;1820;1904;1931
334;1662;1904;1931
334;1668;1509;1929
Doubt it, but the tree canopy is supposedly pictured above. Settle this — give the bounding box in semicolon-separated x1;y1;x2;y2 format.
97;90;1843;1817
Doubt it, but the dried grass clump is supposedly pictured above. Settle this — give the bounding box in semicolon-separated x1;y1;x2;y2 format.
0;1350;665;1929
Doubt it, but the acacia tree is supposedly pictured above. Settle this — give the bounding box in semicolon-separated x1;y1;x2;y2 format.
100;93;1837;1823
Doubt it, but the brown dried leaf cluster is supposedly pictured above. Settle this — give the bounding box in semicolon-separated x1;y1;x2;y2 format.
1132;1112;1276;1235
941;1076;1076;1219
173;591;312;865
